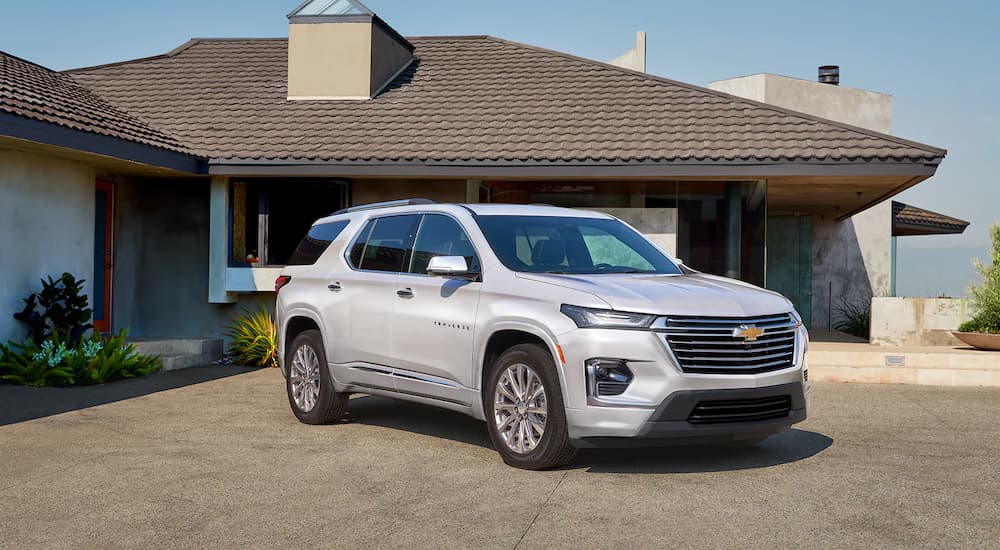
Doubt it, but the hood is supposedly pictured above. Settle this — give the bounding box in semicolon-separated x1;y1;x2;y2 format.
516;272;793;317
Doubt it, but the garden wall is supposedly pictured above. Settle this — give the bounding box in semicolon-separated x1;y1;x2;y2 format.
870;297;971;346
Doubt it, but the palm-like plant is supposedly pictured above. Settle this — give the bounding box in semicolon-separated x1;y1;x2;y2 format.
225;308;280;368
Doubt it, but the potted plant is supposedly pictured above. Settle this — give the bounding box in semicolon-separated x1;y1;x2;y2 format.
953;223;1000;350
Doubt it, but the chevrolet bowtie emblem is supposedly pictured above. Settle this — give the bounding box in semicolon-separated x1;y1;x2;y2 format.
733;325;765;341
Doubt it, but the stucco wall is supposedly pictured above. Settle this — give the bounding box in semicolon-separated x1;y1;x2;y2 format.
113;179;270;339
871;297;971;346
709;73;892;134
288;21;373;100
710;73;894;329
0;149;95;343
370;23;413;95
811;202;893;329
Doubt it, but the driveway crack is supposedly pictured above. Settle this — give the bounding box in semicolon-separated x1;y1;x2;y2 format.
513;470;568;550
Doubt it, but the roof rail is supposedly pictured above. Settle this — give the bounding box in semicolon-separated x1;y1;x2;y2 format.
332;198;436;216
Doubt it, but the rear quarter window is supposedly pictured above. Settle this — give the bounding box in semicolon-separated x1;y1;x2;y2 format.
286;220;350;266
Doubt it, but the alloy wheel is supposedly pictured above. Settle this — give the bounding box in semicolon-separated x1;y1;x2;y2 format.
493;363;547;453
290;344;321;413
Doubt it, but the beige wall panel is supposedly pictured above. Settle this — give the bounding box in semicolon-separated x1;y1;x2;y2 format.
288;22;373;99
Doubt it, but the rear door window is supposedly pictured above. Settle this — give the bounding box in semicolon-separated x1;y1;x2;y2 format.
287;220;350;265
357;215;421;273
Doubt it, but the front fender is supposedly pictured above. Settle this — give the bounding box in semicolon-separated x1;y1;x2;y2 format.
472;319;570;421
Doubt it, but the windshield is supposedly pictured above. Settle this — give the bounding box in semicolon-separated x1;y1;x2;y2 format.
476;215;682;275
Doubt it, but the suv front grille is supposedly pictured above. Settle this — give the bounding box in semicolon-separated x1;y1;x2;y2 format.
687;395;792;424
658;314;798;375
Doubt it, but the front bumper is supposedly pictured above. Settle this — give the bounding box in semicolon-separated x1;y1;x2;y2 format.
555;323;810;443
569;382;807;448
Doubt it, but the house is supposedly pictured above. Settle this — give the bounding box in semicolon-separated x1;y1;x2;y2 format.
0;0;961;343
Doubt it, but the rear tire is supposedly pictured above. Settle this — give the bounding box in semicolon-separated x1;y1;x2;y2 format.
484;343;577;470
285;330;348;425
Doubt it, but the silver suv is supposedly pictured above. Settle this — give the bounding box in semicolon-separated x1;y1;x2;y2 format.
275;200;809;469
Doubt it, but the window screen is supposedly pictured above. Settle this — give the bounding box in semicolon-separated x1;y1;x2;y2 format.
357;215;420;273
286;220;350;266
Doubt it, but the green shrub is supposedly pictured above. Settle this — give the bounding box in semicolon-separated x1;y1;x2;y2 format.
13;273;93;345
225;308;279;368
960;223;1000;334
0;330;161;387
833;298;871;339
0;340;76;387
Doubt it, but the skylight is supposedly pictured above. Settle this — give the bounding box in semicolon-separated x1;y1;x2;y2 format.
290;0;372;17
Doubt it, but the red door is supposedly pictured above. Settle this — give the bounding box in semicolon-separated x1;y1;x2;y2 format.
94;182;114;333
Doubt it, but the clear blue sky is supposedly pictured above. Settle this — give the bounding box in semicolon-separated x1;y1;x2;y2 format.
2;0;997;295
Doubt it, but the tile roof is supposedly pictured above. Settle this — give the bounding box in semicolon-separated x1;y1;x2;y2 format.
0;51;190;154
892;201;970;236
69;36;946;165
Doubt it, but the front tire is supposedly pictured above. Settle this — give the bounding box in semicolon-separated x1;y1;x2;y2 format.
485;343;577;470
286;329;348;425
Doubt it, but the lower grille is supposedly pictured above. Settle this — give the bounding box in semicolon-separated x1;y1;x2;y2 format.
658;313;798;375
687;395;792;424
596;382;629;396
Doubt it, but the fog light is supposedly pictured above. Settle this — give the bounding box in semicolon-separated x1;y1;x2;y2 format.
586;359;634;397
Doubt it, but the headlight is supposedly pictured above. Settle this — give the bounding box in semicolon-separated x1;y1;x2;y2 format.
560;304;656;329
790;308;803;327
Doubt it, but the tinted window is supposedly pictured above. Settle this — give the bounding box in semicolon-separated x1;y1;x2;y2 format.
409;215;479;274
358;215;420;272
477;215;681;275
349;219;376;267
287;220;350;266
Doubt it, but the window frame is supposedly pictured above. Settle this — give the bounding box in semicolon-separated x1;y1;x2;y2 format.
403;213;482;278
345;211;483;279
344;213;422;274
227;178;350;269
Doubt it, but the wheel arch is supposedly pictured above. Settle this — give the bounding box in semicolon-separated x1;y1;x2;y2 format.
281;309;325;376
475;322;566;420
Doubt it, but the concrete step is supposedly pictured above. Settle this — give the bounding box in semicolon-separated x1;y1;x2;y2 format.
131;339;224;372
808;343;1000;387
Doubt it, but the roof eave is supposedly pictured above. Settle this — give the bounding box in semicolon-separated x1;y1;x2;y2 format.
206;158;941;179
0;112;205;174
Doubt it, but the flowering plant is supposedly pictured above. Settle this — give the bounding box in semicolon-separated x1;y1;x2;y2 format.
0;330;160;387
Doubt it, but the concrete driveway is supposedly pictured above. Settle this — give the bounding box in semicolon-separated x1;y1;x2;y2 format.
1;369;997;549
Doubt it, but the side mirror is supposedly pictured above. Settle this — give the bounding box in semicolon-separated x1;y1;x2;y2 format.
427;256;475;278
675;258;685;266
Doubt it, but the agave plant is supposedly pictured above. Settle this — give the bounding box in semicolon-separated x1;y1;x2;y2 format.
225;308;279;368
833;298;872;339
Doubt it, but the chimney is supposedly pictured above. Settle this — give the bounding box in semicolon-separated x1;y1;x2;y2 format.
287;0;415;100
609;31;647;73
818;65;840;86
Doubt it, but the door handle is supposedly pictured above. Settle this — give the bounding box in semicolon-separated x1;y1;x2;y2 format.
328;283;342;292
396;288;414;298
